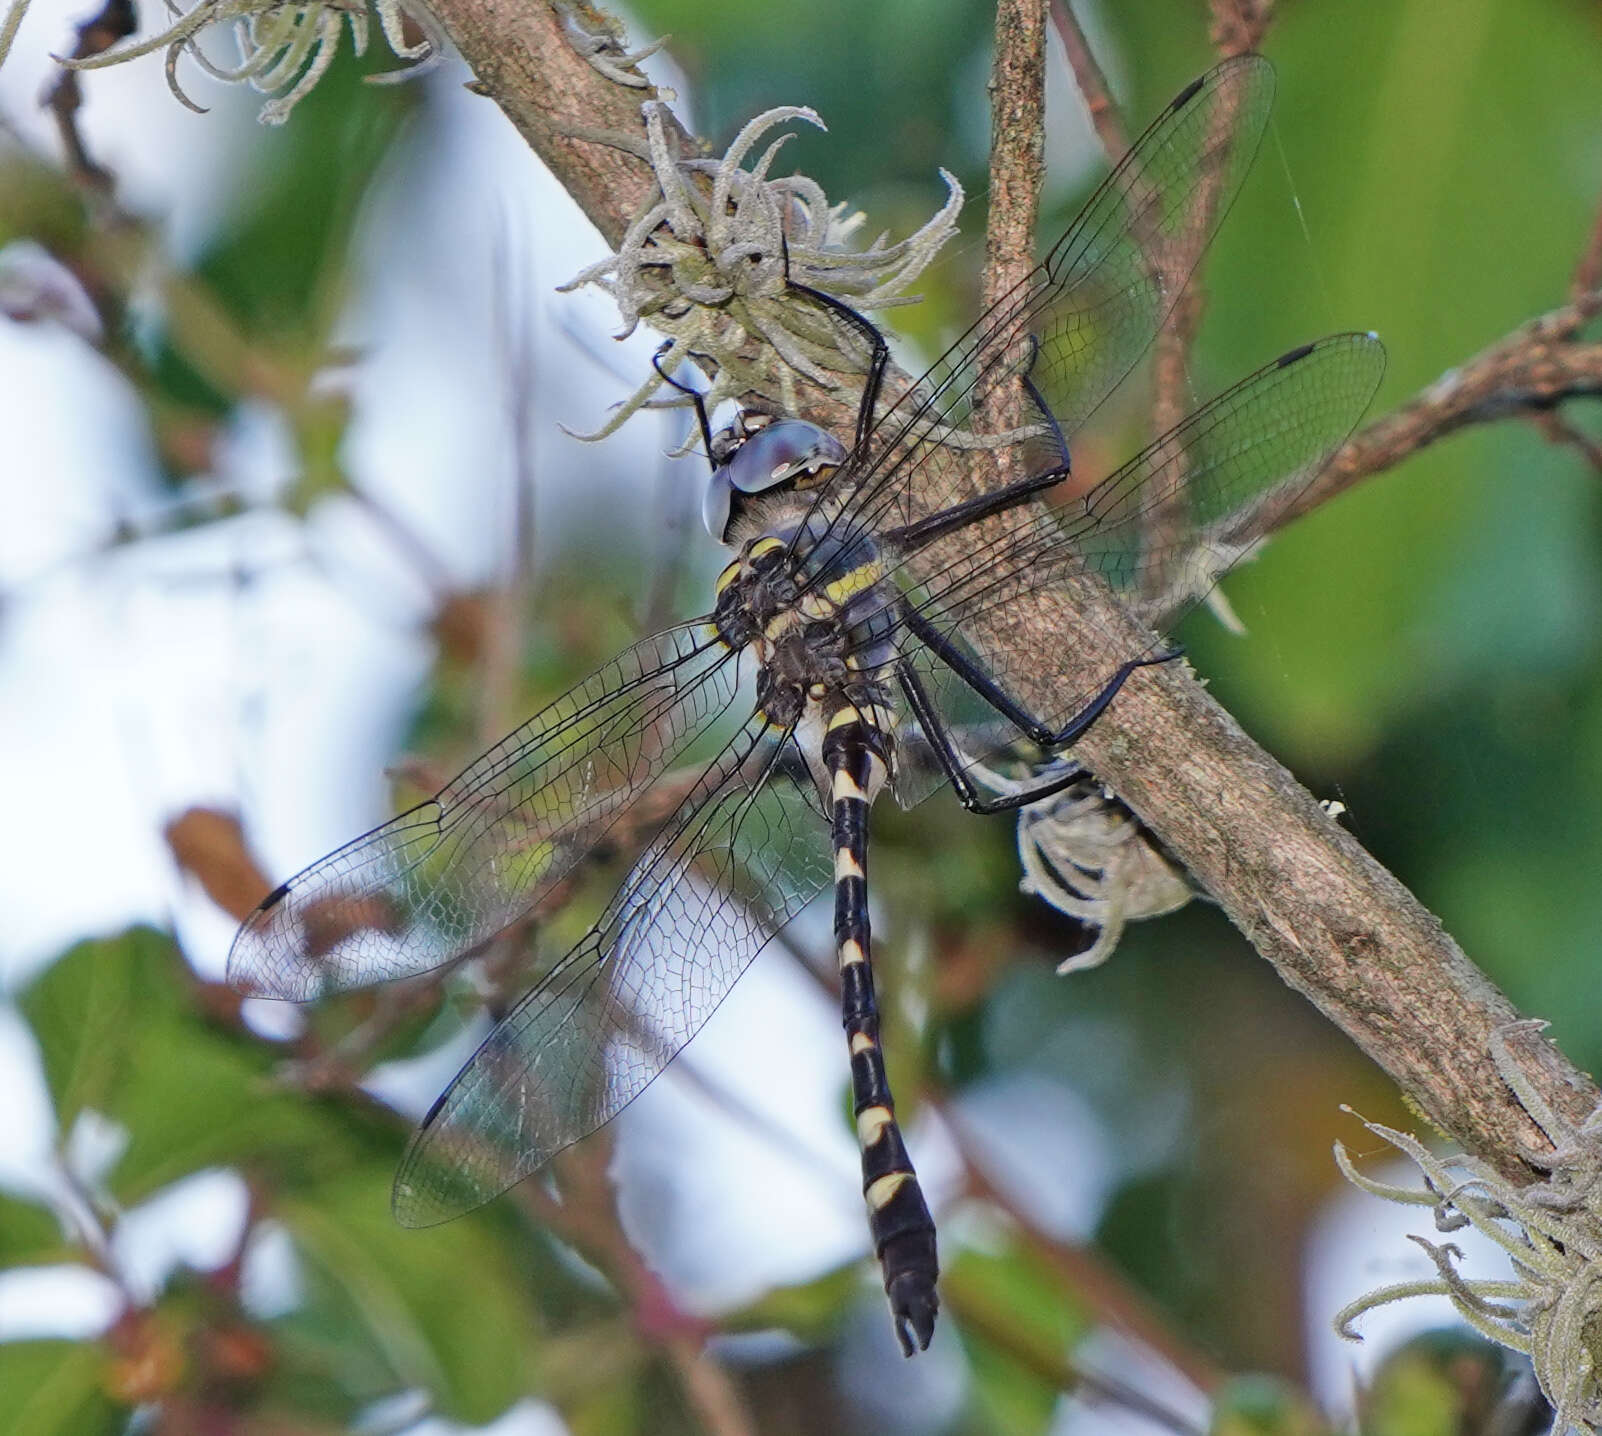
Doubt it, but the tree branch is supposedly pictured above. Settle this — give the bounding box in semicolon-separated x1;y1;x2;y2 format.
1281;299;1602;529
983;0;1046;317
426;0;679;249
1049;2;1129;160
419;0;1600;1186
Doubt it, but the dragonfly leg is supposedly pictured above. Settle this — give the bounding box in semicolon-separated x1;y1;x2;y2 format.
880;462;1070;553
787;282;889;454
651;343;715;461
898;663;1089;815
901;605;1181;750
822;706;939;1355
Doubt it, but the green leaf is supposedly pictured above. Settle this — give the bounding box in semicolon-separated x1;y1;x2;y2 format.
947;1241;1095;1433
1360;1329;1526;1436
20;928;175;1131
962;1329;1059;1435
948;1240;1092;1355
1212;1374;1329;1436
0;1193;68;1268
0;1341;123;1436
19;926;391;1204
733;1263;858;1343
277;1167;540;1424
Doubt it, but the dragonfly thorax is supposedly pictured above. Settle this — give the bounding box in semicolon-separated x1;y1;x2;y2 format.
712;512;899;734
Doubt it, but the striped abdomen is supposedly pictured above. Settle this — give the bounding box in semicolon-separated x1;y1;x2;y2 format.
822;701;939;1355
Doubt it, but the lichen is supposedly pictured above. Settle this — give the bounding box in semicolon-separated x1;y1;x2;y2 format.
57;0;441;125
1335;1022;1602;1433
559;99;962;443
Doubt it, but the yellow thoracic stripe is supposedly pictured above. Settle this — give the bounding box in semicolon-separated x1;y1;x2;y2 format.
823;557;884;606
748;536;785;562
763;610;803;641
713;560;741;597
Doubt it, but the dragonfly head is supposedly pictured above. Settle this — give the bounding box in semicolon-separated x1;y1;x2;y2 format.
703;413;848;544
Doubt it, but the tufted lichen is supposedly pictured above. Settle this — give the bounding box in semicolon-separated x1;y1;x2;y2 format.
1335;1022;1602;1433
559;100;963;443
57;0;441;124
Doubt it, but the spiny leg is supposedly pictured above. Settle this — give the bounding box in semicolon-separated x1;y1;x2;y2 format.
786;282;890;453
822;704;939;1355
901;606;1180;746
879;463;1069;553
897;663;1091;816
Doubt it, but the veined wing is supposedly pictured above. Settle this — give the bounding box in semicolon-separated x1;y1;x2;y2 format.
229;623;741;1001
874;334;1385;800
821;56;1276;555
391;713;832;1227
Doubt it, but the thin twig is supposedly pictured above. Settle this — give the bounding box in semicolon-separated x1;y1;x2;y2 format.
1568;190;1602;309
1532;407;1602;476
1048;1;1128;161
1277;298;1602;528
519;1145;757;1436
1208;0;1275;58
345;483;458;603
42;0;136;192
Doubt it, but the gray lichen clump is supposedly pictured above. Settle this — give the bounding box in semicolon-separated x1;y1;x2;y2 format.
560;100;963;442
1336;1022;1602;1433
58;0;441;125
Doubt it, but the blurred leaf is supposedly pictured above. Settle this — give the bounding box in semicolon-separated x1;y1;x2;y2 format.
277;1167;539;1423
164;808;274;924
1213;1374;1330;1436
1360;1329;1545;1436
630;0;993;203
0;1340;122;1436
0;1193;68;1267
20;926;390;1203
20;928;172;1130
948;1240;1091;1346
961;1328;1058;1435
198;62;410;343
946;1239;1093;1431
734;1263;859;1343
0;152;90;255
567;1377;647;1436
145;49;416;434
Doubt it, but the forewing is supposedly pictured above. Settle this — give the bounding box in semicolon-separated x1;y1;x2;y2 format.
391;716;832;1226
229;624;740;1000
827;56;1276;549
884;333;1386;804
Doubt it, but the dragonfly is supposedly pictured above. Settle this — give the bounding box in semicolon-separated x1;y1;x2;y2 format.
229;56;1385;1356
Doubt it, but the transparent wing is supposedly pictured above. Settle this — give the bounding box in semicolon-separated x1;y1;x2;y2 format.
878;333;1386;804
819;55;1276;555
391;715;832;1226
229;624;741;1001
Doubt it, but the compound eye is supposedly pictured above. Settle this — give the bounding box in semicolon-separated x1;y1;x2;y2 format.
725;420;848;496
702;468;736;543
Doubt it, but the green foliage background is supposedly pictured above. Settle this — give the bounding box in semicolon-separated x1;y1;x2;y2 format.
3;0;1601;1432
